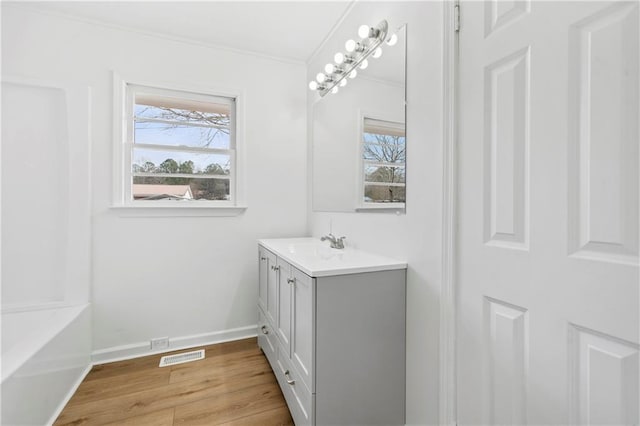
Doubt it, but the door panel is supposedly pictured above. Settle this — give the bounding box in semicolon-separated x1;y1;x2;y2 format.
258;247;268;312
265;249;278;326
277;259;292;355
457;2;639;424
292;267;314;392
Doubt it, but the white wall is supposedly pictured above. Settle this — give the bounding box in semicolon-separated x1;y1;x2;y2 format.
2;5;308;356
307;2;443;424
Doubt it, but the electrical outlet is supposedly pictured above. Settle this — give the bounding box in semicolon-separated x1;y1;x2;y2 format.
150;337;169;350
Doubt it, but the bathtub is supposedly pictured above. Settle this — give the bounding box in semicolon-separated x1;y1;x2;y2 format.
1;304;91;425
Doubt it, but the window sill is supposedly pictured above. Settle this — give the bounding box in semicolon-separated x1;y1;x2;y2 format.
355;204;405;214
110;204;247;217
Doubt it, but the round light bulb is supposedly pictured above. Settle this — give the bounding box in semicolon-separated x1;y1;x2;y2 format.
359;59;369;70
386;33;398;46
358;24;370;39
334;52;345;64
324;63;335;74
309;81;318;90
349;69;357;79
316;72;326;83
345;39;357;52
331;86;339;94
372;47;383;58
339;79;347;87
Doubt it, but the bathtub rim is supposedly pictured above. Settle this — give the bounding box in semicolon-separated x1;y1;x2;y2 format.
1;303;91;383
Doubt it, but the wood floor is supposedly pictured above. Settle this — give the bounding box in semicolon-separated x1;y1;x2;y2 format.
54;338;294;425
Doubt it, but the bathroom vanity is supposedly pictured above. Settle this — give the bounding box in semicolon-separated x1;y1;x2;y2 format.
257;237;407;426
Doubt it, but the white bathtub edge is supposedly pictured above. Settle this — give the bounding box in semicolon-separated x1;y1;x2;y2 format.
46;364;92;426
91;324;258;365
1;303;91;383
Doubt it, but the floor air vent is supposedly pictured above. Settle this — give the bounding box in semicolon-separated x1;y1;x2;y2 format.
159;349;205;367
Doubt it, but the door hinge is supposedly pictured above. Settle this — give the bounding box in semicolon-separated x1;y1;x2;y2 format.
454;4;460;32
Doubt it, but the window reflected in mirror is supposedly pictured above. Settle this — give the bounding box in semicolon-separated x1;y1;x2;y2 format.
361;117;406;206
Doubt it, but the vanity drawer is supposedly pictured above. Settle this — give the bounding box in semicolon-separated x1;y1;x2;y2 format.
276;347;313;426
257;307;277;366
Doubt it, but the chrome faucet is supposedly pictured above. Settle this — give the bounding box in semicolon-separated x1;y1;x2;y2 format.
321;233;346;249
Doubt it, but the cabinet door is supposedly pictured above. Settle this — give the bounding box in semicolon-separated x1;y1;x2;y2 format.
265;249;278;326
258;247;268;312
291;267;314;392
276;259;292;355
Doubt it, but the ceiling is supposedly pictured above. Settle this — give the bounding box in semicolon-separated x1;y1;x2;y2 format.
22;1;354;63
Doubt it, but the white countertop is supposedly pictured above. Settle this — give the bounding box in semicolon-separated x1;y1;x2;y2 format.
258;237;407;277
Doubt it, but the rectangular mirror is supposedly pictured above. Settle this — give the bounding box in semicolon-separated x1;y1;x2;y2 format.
312;25;406;212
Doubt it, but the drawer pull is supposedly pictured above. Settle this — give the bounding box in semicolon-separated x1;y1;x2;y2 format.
284;370;295;385
261;325;269;335
287;278;295;285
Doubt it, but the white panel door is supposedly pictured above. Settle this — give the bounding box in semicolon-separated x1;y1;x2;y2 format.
457;2;639;425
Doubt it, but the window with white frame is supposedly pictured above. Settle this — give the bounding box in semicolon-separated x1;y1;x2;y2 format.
120;83;237;205
361;117;406;205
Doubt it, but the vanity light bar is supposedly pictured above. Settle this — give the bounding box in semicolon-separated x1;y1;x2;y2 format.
309;20;391;97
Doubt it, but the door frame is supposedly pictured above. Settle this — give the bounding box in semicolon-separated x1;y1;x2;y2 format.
440;1;459;425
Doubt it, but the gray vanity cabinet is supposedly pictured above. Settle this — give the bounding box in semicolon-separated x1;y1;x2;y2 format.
257;239;406;426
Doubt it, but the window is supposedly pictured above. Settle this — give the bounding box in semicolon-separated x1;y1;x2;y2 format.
361;117;406;206
116;80;242;208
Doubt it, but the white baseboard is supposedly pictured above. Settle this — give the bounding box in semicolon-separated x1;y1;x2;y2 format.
91;324;258;365
47;364;92;426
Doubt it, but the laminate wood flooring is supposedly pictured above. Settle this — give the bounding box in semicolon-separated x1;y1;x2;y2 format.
54;338;293;425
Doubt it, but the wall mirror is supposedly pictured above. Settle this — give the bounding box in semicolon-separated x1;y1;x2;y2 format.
312;24;406;212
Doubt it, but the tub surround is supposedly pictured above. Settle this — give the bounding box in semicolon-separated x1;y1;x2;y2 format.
1;304;91;425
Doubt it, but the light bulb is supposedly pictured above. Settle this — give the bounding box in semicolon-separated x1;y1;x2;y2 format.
345;39;357;52
349;69;357;79
386;33;398;46
334;52;345;64
324;63;335;74
331;86;339;94
316;72;326;83
359;59;369;70
340;79;347;87
309;81;318;90
372;47;383;58
358;24;370;39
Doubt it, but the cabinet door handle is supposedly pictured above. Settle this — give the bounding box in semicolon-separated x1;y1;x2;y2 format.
284;370;295;385
287;278;295;285
261;325;269;335
260;256;267;261
271;265;280;271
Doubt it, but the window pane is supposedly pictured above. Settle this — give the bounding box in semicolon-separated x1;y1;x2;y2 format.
365;165;405;184
134;94;230;127
363;135;405;163
134;121;230;149
132;148;231;176
132;177;230;201
364;185;406;203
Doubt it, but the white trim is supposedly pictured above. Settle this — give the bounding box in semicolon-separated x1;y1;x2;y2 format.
91;324;258;365
440;2;459;426
110;205;247;217
306;0;358;65
6;3;306;67
46;364;92;426
112;72;246;211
